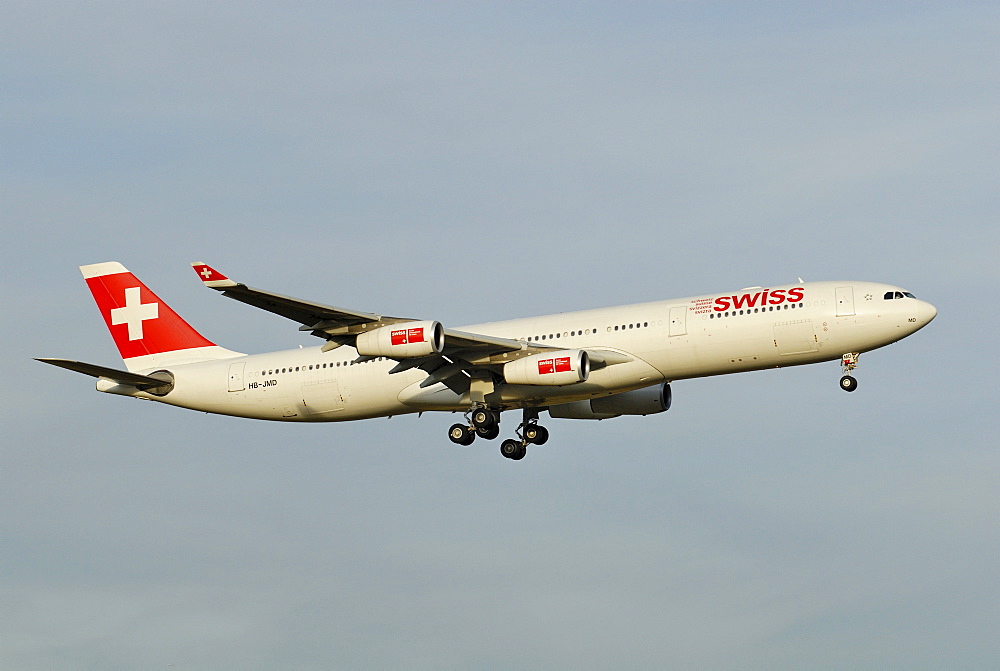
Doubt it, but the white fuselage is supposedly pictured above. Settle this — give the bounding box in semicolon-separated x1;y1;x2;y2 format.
119;281;936;422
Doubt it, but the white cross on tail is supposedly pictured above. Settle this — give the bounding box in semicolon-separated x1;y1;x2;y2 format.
110;287;158;340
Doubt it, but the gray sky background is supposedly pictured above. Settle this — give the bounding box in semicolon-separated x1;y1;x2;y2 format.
3;3;998;669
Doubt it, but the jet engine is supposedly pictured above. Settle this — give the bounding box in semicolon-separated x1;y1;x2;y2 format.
355;320;445;358
548;382;671;419
504;350;590;386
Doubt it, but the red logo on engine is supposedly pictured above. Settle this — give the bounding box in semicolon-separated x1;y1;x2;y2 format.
538;357;573;375
391;327;424;346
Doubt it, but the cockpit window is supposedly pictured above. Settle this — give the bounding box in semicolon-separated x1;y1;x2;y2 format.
884;291;917;300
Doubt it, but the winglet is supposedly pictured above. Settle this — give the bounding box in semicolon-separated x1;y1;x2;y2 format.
191;262;238;289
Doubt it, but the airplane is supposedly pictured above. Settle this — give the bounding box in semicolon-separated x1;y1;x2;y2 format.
37;262;937;460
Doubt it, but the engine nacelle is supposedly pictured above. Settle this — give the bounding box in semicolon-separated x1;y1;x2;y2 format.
355;321;445;358
548;382;671;420
504;350;590;386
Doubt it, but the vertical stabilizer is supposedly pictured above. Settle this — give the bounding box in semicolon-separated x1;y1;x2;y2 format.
81;262;243;371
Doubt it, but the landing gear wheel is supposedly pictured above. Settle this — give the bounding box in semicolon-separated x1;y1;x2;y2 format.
476;424;501;440
448;423;476;446
500;439;526;460
523;424;549;445
840;375;858;392
471;408;498;430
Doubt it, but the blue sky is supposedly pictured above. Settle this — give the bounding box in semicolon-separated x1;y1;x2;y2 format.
3;3;998;668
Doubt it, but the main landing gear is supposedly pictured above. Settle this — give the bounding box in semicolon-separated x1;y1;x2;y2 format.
840;352;860;392
447;406;549;461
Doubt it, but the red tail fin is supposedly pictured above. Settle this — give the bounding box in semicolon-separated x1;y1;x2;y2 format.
81;262;241;370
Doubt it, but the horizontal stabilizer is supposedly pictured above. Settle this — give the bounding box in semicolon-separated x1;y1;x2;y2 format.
35;358;170;389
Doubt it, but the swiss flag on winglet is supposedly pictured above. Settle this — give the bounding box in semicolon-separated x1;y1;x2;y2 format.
191;262;237;288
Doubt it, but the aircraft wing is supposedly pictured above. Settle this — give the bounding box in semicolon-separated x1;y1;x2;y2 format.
190;263;618;393
191;262;539;360
191;262;408;332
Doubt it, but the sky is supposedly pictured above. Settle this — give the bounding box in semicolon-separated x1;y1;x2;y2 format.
3;2;998;668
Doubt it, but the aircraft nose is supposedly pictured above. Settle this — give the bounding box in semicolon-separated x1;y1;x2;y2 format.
919;300;938;325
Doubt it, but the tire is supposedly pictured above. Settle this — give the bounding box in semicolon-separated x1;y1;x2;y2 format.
525;425;549;445
472;408;495;429
449;423;475;446
477;424;501;440
500;439;521;459
840;375;858;392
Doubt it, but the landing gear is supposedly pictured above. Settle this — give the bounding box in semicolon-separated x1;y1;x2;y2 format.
500;439;526;460
523;424;549;445
448;423;476;446
449;406;501;446
449;406;551;460
840;352;860;392
498;408;550;460
471;407;498;430
477;424;501;440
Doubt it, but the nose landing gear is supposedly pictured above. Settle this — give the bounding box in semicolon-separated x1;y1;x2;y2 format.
840;352;860;392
